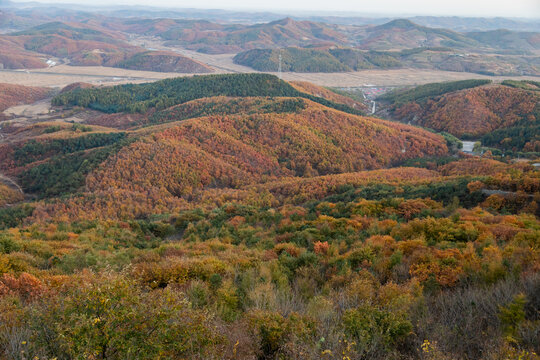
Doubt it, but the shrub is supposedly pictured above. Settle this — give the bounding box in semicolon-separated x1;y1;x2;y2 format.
342;304;413;353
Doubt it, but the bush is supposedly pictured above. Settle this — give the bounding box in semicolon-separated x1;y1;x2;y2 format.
342;304;413;352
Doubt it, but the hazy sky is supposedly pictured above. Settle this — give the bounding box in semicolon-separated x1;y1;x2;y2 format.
9;0;540;18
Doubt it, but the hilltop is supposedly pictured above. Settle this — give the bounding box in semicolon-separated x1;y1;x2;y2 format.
233;45;540;76
233;47;402;72
382;80;540;141
352;19;478;50
52;73;365;115
0;21;214;73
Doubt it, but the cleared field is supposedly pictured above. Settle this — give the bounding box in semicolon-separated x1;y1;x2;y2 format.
0;56;538;88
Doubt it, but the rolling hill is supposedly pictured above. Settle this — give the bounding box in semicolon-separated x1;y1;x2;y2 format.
0;40;539;360
354;19;479;50
0;21;214;72
0;74;447;219
466;29;540;52
383;80;540;139
0;83;51;112
113;17;349;54
0;36;48;69
233;47;351;72
233;47;402;72
234;45;540;76
52;73;365;115
114;51;213;73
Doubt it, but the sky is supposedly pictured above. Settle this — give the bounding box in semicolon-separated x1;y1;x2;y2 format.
8;0;540;18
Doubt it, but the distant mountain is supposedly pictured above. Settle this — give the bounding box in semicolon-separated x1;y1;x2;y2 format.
233;48;351;72
409;16;540;32
115;51;213;73
305;15;540;32
234;46;539;76
192;17;348;53
234;47;402;72
355;19;479;50
0;21;214;72
0;36;47;69
466;29;540;52
111;17;349;54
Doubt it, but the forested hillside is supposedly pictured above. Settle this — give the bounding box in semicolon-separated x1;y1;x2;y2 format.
0;21;215;72
0;83;51;112
383;80;540;139
0;72;539;360
233;45;539;76
233;47;402;72
52;73;365;115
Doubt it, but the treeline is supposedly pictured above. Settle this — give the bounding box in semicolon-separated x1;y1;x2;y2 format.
481;123;540;152
18;137;132;198
379;79;492;105
475;81;540;152
389;84;539;138
52;73;364;116
501;79;540;91
318;177;486;209
233;48;402;73
13;132;127;166
329;48;402;69
233;48;351;72
149;97;307;125
233;47;457;73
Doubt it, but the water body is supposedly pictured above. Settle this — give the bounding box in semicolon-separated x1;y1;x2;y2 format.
461;141;476;153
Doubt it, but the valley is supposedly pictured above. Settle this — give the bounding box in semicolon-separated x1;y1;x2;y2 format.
2;61;540;88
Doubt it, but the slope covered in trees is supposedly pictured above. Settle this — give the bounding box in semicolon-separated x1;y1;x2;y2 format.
233;45;538;76
115;51;213;73
0;70;539;360
233;48;351;72
0;21;215;72
233;47;403;72
384;82;539;138
289;81;367;112
52;73;365;115
1;160;539;359
131;17;347;54
51;99;443;219
0;36;48;69
356;19;479;50
0;83;51;112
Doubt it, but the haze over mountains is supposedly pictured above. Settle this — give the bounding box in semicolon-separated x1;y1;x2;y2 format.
0;0;539;77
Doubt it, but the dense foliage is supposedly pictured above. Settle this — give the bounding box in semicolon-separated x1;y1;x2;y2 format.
13;132;127;166
18;142;129;198
115;51;213;73
148;97;308;125
0;172;538;358
52;73;364;115
378;79;492;105
233;47;404;73
233;48;351;72
386;83;539;138
0;83;51;112
1;74;539;360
